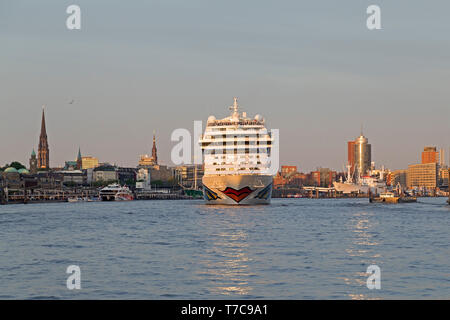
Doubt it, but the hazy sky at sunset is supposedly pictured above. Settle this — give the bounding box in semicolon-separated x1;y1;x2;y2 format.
1;0;449;171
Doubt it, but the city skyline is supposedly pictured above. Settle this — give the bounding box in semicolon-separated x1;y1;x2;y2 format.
2;106;449;174
1;1;449;171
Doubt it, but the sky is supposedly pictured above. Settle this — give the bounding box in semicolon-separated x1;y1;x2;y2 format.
1;0;449;172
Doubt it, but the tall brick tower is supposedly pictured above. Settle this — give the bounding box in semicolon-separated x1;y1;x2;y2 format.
38;106;50;169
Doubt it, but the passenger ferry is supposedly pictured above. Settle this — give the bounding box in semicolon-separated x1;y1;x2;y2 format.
99;184;134;201
199;98;274;205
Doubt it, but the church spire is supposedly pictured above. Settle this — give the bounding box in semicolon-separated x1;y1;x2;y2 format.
152;130;158;164
40;105;47;138
38;106;50;169
76;147;82;170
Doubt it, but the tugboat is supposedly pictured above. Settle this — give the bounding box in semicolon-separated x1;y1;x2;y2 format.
369;185;417;204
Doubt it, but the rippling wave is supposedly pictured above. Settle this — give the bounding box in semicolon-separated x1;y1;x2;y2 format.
0;198;448;299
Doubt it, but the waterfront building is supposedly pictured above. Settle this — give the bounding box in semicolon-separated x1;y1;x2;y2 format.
37;107;50;169
439;167;449;188
35;171;63;189
347;131;371;176
439;148;445;167
138;132;159;167
273;172;289;188
81;156;99;170
137;133;173;185
85;168;94;184
149;165;174;183
311;171;320;186
310;168;336;187
353;133;371;176
29;149;37;174
407;163;438;189
175;164;204;188
138;154;156;167
347;141;356;175
63;148;84;171
281;166;298;178
93;165;118;183
64;161;77;170
391;169;407;188
273;166;307;188
61;170;85;185
136;168;151;190
117;167;137;186
421;146;439;164
1;168;23;189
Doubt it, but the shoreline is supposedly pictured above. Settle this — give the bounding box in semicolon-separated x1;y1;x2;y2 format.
1;195;448;206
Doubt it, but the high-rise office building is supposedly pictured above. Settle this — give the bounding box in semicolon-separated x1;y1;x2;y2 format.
439;148;445;167
407;162;438;189
347;141;356;174
353;132;372;175
421;146;439;164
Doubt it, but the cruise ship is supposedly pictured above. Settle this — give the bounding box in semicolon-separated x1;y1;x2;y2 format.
199;98;274;205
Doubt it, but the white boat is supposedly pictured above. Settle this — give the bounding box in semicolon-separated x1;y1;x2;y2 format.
334;165;386;194
115;187;134;201
99;184;134;201
333;165;366;194
199;97;274;205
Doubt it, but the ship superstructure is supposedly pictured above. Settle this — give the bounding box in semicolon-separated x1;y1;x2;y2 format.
199;98;274;204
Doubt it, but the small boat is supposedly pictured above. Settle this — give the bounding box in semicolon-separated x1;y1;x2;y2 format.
68;197;82;203
398;196;417;203
115;189;134;201
370;192;417;204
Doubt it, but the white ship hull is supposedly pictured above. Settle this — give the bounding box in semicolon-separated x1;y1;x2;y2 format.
202;174;272;205
333;181;368;194
99;184;134;201
333;181;386;194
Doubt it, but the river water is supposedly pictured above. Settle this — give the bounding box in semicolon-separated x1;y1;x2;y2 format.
0;198;448;299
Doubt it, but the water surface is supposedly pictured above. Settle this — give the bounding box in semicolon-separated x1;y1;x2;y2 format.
0;198;448;299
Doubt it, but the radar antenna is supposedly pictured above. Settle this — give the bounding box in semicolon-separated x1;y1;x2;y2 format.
229;97;239;117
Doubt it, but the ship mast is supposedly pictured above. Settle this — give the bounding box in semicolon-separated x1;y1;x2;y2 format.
230;97;239;119
346;164;352;183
